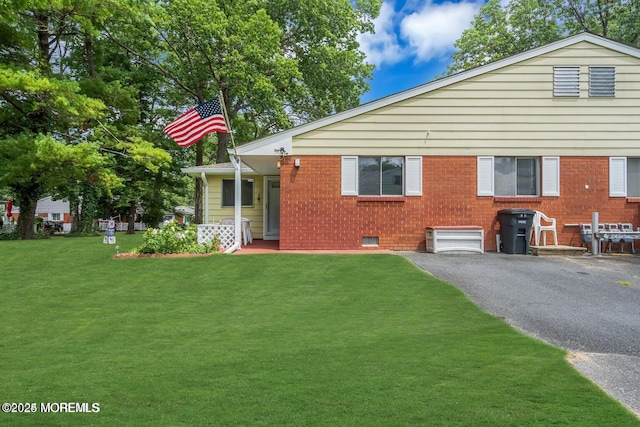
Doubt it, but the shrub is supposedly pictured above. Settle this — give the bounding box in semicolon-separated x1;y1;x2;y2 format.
135;221;220;255
0;231;19;240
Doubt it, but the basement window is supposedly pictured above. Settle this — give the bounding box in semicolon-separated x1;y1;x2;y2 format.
362;236;379;247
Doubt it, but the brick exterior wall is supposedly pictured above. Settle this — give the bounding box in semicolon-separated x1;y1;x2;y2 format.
279;156;640;251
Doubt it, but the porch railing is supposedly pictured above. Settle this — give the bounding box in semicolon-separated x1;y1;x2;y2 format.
197;224;235;249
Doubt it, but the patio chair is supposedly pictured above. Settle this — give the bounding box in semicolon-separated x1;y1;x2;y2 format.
220;218;252;245
532;211;558;246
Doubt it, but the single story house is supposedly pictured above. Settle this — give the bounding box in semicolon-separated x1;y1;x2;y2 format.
4;196;72;233
163;206;195;225
184;33;640;252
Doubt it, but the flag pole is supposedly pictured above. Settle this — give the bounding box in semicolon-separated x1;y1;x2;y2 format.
218;91;237;158
218;91;242;253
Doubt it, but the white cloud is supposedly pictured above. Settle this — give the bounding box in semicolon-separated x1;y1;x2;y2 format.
401;1;483;63
358;0;483;67
357;2;406;67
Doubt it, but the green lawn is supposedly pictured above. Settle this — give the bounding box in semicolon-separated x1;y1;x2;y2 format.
1;234;638;426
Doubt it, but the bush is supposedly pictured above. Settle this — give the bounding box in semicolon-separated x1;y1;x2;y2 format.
0;231;19;240
135;221;219;255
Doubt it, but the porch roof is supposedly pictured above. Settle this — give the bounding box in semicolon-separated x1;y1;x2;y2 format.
181;162;256;177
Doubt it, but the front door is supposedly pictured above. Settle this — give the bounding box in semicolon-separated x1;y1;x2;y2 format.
264;177;280;240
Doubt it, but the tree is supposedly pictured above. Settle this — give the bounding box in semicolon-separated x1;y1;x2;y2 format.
557;0;640;44
448;0;640;75
0;1;121;238
0;1;181;237
448;0;563;74
105;0;381;223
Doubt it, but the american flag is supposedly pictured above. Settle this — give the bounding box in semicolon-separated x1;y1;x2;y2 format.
164;98;228;147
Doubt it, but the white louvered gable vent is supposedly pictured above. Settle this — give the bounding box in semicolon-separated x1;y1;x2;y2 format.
553;66;580;96
589;66;615;97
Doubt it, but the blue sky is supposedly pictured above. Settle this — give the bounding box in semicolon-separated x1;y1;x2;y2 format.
358;0;485;103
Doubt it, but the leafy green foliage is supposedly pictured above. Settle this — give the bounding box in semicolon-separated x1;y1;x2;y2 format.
1;0;381;232
110;0;380;159
136;220;219;254
448;0;640;74
0;231;19;240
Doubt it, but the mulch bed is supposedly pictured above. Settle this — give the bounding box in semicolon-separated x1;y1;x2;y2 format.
113;253;213;259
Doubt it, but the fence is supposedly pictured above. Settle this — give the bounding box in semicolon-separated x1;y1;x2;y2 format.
197;224;235;249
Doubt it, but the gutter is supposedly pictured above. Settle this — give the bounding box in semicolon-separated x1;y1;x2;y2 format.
201;172;209;224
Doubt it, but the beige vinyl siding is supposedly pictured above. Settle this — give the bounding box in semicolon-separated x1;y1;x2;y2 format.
206;175;265;239
293;42;640;156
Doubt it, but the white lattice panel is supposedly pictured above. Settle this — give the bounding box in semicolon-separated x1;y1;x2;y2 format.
198;224;235;249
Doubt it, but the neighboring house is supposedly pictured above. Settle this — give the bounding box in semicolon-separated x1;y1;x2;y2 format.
162;206;195;225
184;33;640;251
36;196;71;232
6;196;72;233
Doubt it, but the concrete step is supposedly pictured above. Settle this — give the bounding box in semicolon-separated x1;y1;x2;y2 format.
530;245;588;256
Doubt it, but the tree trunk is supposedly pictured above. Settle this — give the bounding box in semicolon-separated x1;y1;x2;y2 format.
217;131;229;163
12;182;42;239
85;34;96;77
127;200;136;234
34;11;52;73
69;196;80;233
16;197;37;240
194;139;204;224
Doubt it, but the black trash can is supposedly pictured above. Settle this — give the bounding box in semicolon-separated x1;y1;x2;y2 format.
497;208;535;254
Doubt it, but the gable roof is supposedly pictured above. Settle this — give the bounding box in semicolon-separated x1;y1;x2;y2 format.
235;33;640;157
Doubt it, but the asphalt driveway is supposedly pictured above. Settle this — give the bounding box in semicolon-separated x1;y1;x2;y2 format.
400;251;640;417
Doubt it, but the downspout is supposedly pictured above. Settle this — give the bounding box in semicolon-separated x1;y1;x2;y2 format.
200;172;209;224
224;155;242;254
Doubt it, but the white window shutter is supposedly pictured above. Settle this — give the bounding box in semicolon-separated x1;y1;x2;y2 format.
542;157;560;196
477;157;494;196
609;157;627;197
405;156;422;196
341;156;358;196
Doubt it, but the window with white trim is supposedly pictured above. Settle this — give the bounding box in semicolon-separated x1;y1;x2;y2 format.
51;213;61;221
359;157;403;195
341;156;422;196
477;156;559;197
553;66;580;96
589;66;615;97
610;157;640;197
222;179;254;207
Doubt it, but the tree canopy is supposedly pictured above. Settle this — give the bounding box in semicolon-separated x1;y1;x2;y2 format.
448;0;640;75
0;0;381;236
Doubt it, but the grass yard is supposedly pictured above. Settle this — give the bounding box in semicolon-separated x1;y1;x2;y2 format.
1;234;638;426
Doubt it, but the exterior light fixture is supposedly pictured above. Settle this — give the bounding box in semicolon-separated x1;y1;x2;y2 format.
274;147;288;169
